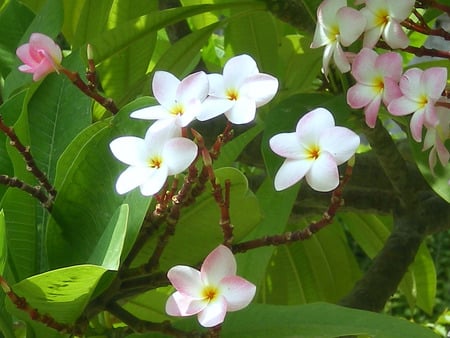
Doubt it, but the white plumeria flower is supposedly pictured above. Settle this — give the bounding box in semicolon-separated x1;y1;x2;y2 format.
270;108;360;192
109;123;198;196
197;54;278;124
130;70;209;128
361;0;415;49
310;0;366;76
166;245;256;328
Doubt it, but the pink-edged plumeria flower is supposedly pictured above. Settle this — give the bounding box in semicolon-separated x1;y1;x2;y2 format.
388;67;447;142
130;71;209;128
423;104;450;174
109;123;197;196
347;48;402;128
361;0;415;49
310;0;366;76
16;33;62;81
270;108;360;192
166;245;256;328
197;54;278;125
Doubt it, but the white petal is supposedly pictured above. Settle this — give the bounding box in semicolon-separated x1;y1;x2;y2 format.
139;166;168;196
223;54;259;88
410;110;425;142
197;96;234;121
177;71;209;103
166;292;207;316
269;132;304;159
197;296;228;328
163;138;198;175
351;48;378;84
319;127;360;164
145;122;181;150
337;7;366;46
240;74;278;107
317;0;346;26
333;43;351;73
110;136;147;166
201;245;236;286
388;96;418;116
347;83;379;109
296;108;335;146
207;73;227;97
274;158;313;191
305;152;339;192
167;265;204;297
130;105;170;120
383;20;409;49
152;71;179;107
219;275;256;311
422;67;447;100
115;166;152;195
224;96;256;124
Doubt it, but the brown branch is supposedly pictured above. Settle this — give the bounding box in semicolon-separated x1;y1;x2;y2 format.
0;115;56;199
0;175;52;210
376;40;450;59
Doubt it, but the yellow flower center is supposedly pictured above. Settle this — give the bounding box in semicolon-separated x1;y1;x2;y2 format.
226;88;239;101
374;77;384;93
307;145;321;160
202;285;219;302
148;156;162;169
375;9;389;27
170;103;184;116
418;94;428;108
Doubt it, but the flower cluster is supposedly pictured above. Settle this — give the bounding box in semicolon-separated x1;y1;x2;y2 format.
311;0;449;174
110;54;278;196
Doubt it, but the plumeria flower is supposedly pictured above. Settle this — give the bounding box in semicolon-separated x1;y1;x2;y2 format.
347;48;402;128
270;108;360;192
130;71;209;128
388;67;447;142
361;0;415;49
423;104;450;174
197;54;278;124
166;245;256;328
16;33;62;81
109;123;197;196
310;0;366;76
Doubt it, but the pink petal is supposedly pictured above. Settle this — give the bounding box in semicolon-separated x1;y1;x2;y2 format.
305;152;339;192
138;165;169;196
29;33;62;62
422;67;447;100
197;296;228;328
274;158;313;191
219;275;256;311
110;136;147;166
398;68;422;98
240;73;278;107
376;52;403;81
383;20;409;49
224;96;256;124
363;26;383;48
269;132;304;159
166;292;207;316
364;95;383;128
223;54;259;89
435;138;450;166
177;71;209;103
16;44;38;67
152;71;180;107
351;48;377;84
319;126;360;164
31;58;57;81
333;43;351;73
115;166;152;195
163;137;198;175
337;7;366;46
347;83;379;109
296;108;335;145
410;110;425;142
382;77;402;105
388;96;419;116
167;265;203;297
201;245;236;285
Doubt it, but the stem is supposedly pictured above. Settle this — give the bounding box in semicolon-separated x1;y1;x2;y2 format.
0;175;52;210
376;41;450;59
0;116;56;200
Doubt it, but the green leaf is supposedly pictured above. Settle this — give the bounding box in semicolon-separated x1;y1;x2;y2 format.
87;204;129;270
0;210;7;275
220;302;439;338
6;265;107;324
47;98;154;268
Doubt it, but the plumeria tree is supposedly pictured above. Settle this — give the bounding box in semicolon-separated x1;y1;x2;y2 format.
0;0;448;337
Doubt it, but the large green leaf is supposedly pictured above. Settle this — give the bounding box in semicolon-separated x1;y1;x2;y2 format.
6;265;107;324
219;302;439;338
47;98;155;268
261;216;361;305
0;210;6;275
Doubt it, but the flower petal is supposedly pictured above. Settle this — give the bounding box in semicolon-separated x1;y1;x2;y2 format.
269;132;303;159
152;71;180;107
296;108;335;146
177;71;209;103
388;96;419;116
163;137;198;175
130;105;170;120
333;42;351;73
337;7;366;46
115;166;152;195
305;152;339;192
350;48;377;84
347;83;378;109
410;110;425;142
422;67;447;100
398;68;422;98
109;136;147;166
167;265;203;297
29;33;62;63
383;20;409;49
376;52;403;81
319;126;360;164
138;165;169;196
224;96;256;124
317;0;346;26
197;296;228;328
197;96;234;121
219;275;256;311
223;54;259;88
240;73;278;107
201;245;236;286
166;292;207;316
274;158;313;191
364;95;382;128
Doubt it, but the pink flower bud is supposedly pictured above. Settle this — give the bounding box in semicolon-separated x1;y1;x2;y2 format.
16;33;63;81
